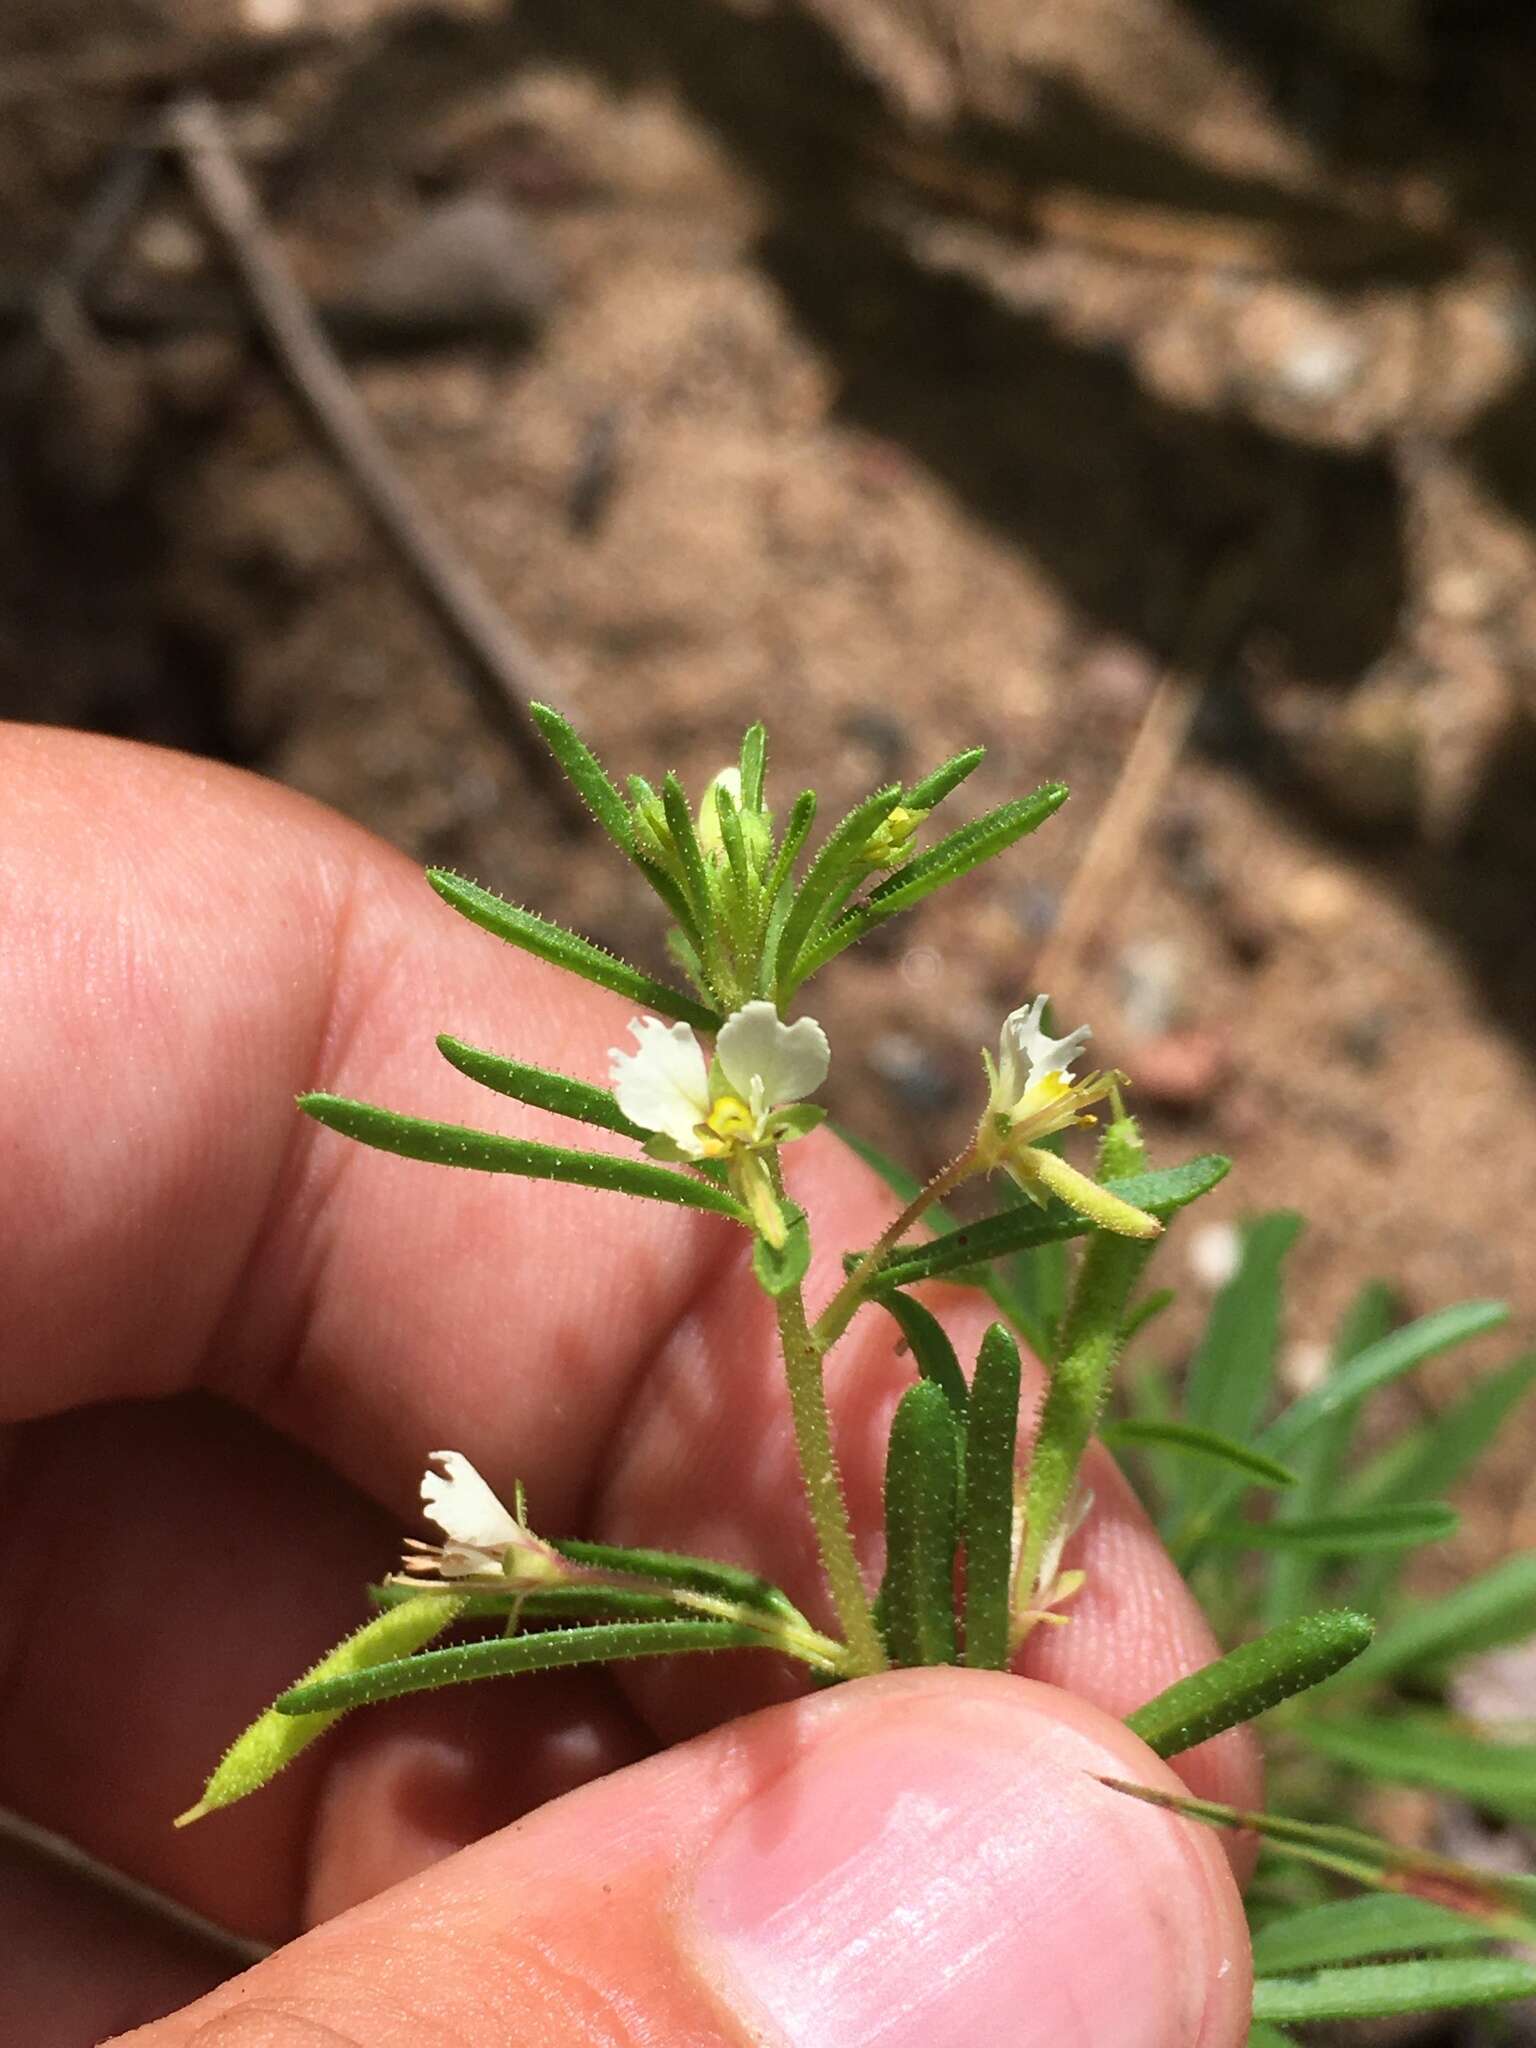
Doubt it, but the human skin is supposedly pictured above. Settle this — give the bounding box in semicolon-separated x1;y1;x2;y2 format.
0;725;1257;2046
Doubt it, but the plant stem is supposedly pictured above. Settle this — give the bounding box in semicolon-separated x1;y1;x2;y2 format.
813;1142;982;1351
776;1281;889;1674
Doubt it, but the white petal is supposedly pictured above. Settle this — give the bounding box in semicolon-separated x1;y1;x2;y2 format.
716;1001;830;1110
608;1015;711;1153
1000;993;1091;1087
421;1451;522;1550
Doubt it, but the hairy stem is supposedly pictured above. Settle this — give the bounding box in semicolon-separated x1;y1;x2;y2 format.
776;1282;889;1674
813;1142;982;1351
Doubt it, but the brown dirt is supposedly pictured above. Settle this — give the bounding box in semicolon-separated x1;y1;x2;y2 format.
4;2;1535;1586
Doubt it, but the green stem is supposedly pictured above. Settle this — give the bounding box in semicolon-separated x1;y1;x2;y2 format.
813;1142;982;1351
776;1282;889;1674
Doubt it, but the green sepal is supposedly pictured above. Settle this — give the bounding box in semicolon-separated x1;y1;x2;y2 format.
529;703;633;856
864;1156;1230;1293
277;1620;774;1715
752;1202;812;1297
880;1292;968;1421
786;782;1069;987
1219;1501;1458;1555
880;1381;962;1668
176;1593;463;1824
1102;1419;1297;1491
1124;1610;1374;1759
299;1094;746;1218
436;1035;644;1139
903;746;985;809
766;1102;827;1141
427;869;720;1029
963;1323;1022;1672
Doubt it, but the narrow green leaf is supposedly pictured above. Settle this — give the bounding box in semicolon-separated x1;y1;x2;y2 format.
868;1156;1232;1292
299;1095;745;1217
903;746;984;810
964;1324;1022;1671
1222;1503;1458;1556
427;870;720;1029
1125;1611;1374;1758
1178;1300;1511;1567
529;703;633;855
1265;1279;1394;1627
1297;1715;1536;1823
555;1539;802;1622
1252;1957;1536;2024
1328;1550;1536;1689
774;784;904;987
1252;1895;1495;1976
1096;1778;1536;1939
436;1036;644;1138
752;1204;813;1298
881;1382;962;1668
177;1594;462;1823
881;1292;968;1421
789;783;1070;985
278;1620;770;1715
713;780;753;899
1103;1419;1297;1490
739;723;767;811
1178;1213;1301;1518
1245;2027;1295;2048
662;771;712;925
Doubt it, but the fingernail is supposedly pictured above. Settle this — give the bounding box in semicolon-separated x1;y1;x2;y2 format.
693;1690;1231;2048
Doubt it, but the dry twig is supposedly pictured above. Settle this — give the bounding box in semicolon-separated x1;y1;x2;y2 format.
164;94;582;826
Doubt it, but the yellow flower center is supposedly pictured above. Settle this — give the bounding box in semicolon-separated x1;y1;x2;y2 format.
705;1094;758;1147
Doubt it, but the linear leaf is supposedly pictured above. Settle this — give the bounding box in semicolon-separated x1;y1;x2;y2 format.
1178;1214;1301;1517
299;1095;745;1216
555;1539;803;1620
1352;1351;1536;1514
1224;1502;1457;1555
1125;1612;1373;1758
1252;1957;1536;2024
881;1382;961;1668
529;703;633;855
1298;1715;1536;1823
1265;1280;1394;1627
661;771;712;925
774;784;904;986
1096;1779;1536;1940
903;746;985;809
789;783;1070;985
1104;1419;1297;1490
427;870;720;1029
436;1036;644;1138
867;1157;1231;1292
1245;2027;1295;2048
178;1594;462;1823
1252;1895;1495;1976
963;1324;1022;1671
739;722;767;810
881;1292;968;1421
279;1620;769;1714
1330;1551;1536;1689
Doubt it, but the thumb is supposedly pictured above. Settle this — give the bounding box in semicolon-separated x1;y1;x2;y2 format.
119;1671;1252;2048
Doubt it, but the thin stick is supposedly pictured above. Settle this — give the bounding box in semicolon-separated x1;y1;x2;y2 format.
164;94;583;827
1032;551;1259;1000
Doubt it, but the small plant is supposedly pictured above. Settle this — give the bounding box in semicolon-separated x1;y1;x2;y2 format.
178;713;1536;2042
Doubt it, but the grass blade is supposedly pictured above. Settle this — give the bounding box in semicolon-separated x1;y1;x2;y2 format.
1222;1502;1459;1556
1297;1715;1536;1823
436;1035;644;1138
1125;1611;1374;1758
1103;1419;1297;1491
1328;1550;1536;1689
963;1324;1022;1671
278;1620;770;1714
881;1382;962;1668
1177;1213;1301;1521
1252;1957;1536;2024
427;870;720;1029
299;1095;745;1217
1252;1895;1495;1977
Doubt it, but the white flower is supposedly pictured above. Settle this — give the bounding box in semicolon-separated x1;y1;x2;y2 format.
399;1451;565;1587
609;1000;829;1162
989;995;1093;1125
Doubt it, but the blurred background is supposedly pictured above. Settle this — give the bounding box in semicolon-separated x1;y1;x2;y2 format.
3;0;1535;2027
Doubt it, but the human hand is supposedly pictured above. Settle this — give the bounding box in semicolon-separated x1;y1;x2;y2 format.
3;726;1256;2047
